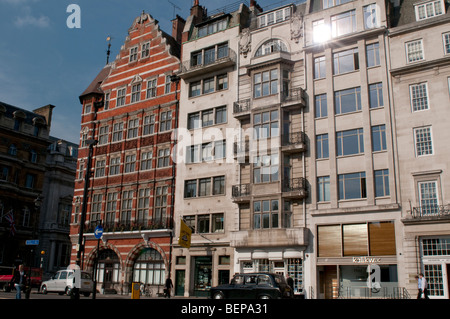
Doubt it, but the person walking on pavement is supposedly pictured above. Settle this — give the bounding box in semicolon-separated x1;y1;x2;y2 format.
164;276;173;298
415;275;422;299
11;265;27;299
419;273;429;299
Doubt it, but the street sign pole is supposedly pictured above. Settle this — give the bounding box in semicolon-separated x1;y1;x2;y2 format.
93;223;103;299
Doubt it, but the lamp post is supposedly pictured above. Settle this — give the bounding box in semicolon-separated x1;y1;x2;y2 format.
73;139;97;299
26;194;42;299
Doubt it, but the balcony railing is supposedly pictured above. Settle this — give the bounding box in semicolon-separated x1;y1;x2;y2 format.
282;131;307;153
411;205;450;219
87;217;173;233
283;177;307;192
180;48;237;78
233;99;251;117
281;87;305;105
282;178;307;199
232;184;251;199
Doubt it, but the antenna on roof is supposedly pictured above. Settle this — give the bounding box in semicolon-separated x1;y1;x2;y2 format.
106;36;112;65
168;0;181;19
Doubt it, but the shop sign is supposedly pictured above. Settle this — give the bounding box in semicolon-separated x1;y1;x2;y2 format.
352;257;382;264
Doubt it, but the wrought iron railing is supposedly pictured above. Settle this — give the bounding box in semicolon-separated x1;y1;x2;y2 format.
411;204;450;218
232;184;251;198
181;48;236;74
282;177;307;193
283;131;306;146
87;217;173;233
233;99;251;115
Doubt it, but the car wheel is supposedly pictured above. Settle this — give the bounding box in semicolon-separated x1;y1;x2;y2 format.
65;287;73;296
213;291;225;299
41;285;48;295
83;292;90;297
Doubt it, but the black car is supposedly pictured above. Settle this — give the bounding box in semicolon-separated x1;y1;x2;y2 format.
210;273;293;299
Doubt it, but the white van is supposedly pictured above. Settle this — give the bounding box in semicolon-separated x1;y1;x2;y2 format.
41;269;93;297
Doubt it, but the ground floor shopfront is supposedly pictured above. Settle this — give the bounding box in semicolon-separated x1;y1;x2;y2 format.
314;219;404;299
171;245;234;297
234;247;305;297
70;231;172;295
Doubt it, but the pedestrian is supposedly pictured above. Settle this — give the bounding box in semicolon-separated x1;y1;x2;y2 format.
419;273;429;299
164;276;173;298
286;275;294;293
11;264;27;299
415;275;422;299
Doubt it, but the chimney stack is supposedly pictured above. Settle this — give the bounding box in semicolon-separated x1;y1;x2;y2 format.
190;0;206;23
172;15;186;44
250;0;263;13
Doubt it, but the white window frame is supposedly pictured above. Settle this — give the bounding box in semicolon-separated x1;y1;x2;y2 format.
410;82;429;112
418;180;439;214
442;32;450;55
414;0;445;21
406;39;424;63
414;126;433;157
116;87;126;107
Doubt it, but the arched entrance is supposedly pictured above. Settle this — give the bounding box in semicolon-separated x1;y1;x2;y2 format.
97;249;120;293
132;248;165;287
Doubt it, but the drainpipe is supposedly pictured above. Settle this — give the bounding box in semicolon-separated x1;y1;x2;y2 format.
169;74;180;278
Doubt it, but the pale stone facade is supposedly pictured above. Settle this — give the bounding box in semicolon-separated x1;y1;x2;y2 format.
389;0;450;299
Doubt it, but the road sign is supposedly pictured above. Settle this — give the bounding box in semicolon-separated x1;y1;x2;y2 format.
26;240;39;245
94;225;103;239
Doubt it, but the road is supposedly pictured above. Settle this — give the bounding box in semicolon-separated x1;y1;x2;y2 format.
0;290;203;300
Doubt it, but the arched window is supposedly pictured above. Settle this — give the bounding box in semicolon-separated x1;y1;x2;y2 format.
133;248;165;285
255;39;288;57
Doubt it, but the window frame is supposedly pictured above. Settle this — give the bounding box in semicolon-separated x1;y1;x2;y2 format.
336;128;364;157
410;82;429;112
334;87;361;115
253;199;280;229
338;172;367;200
406;39;424;63
414;126;433;157
333;48;359;75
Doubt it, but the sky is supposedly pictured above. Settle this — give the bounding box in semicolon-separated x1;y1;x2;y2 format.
0;0;295;144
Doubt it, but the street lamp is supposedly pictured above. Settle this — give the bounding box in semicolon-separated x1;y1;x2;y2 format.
73;138;97;299
25;194;42;299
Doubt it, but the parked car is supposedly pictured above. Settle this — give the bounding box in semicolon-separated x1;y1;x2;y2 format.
40;269;93;297
210;273;293;299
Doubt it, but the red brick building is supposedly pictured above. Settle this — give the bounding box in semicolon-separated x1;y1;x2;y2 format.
71;11;183;294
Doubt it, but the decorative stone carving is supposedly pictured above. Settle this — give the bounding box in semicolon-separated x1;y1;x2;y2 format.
290;12;303;43
239;28;251;58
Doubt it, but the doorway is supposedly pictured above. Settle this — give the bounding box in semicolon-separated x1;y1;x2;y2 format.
193;257;212;297
320;266;338;299
97;249;120;293
175;270;185;296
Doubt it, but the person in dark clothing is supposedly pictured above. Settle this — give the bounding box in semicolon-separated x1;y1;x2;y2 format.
164;276;173;298
286;275;294;293
11;265;27;299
